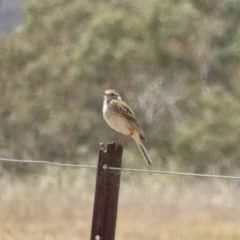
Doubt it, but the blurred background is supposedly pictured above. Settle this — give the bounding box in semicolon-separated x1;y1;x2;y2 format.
0;0;240;239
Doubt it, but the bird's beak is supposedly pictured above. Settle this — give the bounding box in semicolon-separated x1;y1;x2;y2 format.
103;91;107;96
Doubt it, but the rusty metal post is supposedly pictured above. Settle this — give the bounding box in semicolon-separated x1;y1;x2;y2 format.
90;142;123;240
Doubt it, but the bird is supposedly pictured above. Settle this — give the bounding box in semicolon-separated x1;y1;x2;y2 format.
102;89;152;165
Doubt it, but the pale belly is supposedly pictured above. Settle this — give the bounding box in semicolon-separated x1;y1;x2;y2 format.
103;106;132;135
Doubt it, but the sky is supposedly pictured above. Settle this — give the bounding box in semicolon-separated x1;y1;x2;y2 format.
0;0;26;34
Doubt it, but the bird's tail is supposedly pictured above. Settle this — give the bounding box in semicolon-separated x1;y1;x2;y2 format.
134;136;152;165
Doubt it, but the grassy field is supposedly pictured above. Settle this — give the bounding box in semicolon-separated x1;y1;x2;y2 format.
0;168;240;240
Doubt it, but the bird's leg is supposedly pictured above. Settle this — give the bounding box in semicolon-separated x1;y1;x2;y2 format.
114;134;132;150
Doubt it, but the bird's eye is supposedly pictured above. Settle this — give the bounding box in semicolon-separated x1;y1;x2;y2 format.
110;93;115;96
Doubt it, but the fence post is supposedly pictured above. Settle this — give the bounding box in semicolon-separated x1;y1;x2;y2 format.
90;142;123;240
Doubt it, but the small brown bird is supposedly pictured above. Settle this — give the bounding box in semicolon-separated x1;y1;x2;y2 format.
103;89;152;165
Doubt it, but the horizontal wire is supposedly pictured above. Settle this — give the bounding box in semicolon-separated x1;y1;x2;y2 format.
0;157;240;179
108;167;240;179
0;157;97;169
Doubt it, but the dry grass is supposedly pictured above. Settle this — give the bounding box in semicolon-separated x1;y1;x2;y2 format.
0;169;240;240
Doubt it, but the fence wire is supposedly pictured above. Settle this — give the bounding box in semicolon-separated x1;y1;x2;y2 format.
0;157;97;169
0;157;240;179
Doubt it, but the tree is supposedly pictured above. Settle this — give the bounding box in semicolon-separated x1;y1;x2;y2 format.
1;0;240;173
174;86;240;173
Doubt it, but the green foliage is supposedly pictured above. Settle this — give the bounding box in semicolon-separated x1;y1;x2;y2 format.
72;0;200;83
174;86;240;173
1;0;240;173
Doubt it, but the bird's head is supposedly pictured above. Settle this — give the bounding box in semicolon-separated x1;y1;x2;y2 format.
103;89;122;101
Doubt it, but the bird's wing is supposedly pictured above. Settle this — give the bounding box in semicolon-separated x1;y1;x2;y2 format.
110;100;146;141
